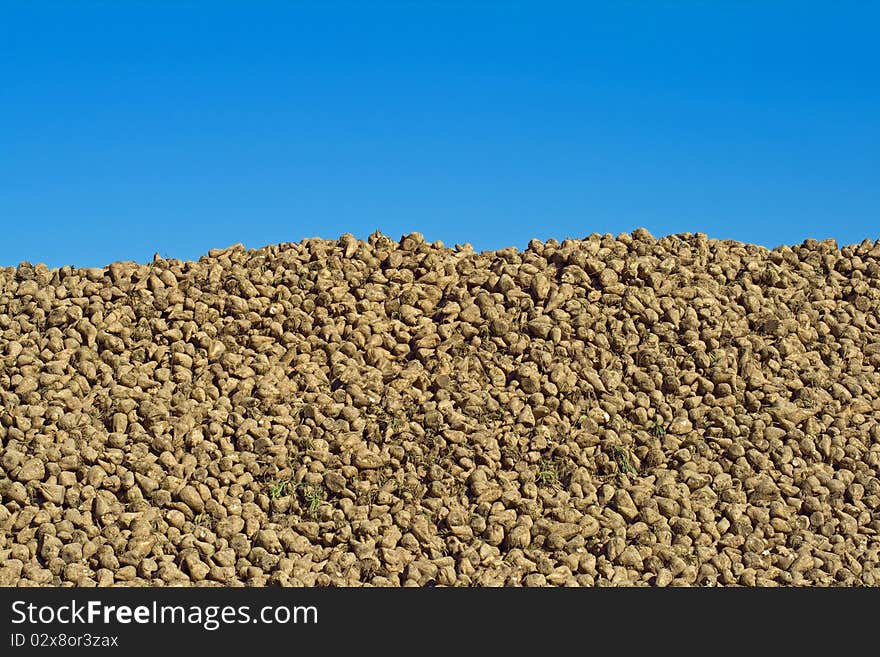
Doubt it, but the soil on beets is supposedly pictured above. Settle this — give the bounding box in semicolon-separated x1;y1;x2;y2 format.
1;229;880;586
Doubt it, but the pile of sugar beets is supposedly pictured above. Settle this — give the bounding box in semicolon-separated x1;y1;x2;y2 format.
1;229;879;586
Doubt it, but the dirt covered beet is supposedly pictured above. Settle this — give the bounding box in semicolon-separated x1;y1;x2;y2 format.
1;229;880;587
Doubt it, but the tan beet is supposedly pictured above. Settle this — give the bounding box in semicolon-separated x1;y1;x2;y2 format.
2;230;879;586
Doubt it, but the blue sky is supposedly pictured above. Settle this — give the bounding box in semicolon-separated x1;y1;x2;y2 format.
1;1;878;268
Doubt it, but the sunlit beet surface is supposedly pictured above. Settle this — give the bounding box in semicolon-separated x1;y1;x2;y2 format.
2;229;879;586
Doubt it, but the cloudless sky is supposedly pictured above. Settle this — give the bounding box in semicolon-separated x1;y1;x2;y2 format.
1;1;878;268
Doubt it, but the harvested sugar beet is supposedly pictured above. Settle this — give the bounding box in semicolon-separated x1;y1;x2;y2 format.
1;229;880;586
